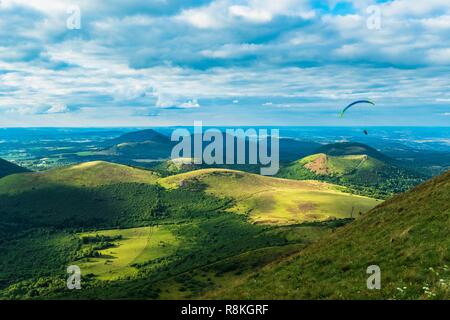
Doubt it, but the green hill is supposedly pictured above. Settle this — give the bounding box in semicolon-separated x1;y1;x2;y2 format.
278;143;424;198
214;170;450;299
99;129;174;160
0;161;164;231
0;158;29;179
0;161;159;193
160;168;380;224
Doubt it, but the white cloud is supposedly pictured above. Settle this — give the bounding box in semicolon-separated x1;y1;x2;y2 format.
180;99;201;108
177;1;228;29
230;0;314;23
178;0;314;28
427;48;450;65
1;0;450;126
46;103;69;113
229;5;273;23
201;43;262;59
421;15;450;29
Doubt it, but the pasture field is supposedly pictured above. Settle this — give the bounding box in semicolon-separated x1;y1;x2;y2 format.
76;226;179;281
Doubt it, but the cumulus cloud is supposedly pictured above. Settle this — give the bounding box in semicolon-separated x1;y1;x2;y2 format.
1;0;450;126
180;99;201;108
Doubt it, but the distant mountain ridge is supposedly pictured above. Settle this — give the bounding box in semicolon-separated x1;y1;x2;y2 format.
100;129;321;166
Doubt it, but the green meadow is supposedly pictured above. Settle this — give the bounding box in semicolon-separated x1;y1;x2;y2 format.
75;226;179;281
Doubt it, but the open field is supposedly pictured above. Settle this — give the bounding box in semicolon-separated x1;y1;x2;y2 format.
76;226;179;281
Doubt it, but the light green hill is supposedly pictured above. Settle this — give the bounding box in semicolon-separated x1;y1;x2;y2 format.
0;161;160;194
161;168;380;224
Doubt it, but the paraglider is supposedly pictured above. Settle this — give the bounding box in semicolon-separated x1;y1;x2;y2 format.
339;100;375;135
339;100;375;118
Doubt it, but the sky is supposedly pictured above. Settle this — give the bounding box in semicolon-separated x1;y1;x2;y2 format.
0;0;450;127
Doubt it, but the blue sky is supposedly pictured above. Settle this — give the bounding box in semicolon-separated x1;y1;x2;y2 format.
0;0;450;127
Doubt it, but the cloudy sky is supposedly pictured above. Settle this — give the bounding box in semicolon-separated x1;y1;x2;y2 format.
1;0;450;127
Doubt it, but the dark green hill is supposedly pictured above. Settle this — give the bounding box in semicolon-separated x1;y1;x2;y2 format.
215;170;450;299
100;129;174;159
104;129;171;146
316;142;391;162
279;138;321;162
0;158;29;179
278;143;424;198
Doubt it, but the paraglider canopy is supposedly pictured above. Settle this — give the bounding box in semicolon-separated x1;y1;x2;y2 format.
339;100;375;118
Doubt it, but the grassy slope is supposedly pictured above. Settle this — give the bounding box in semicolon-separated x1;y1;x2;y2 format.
213;171;450;299
160;169;380;224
